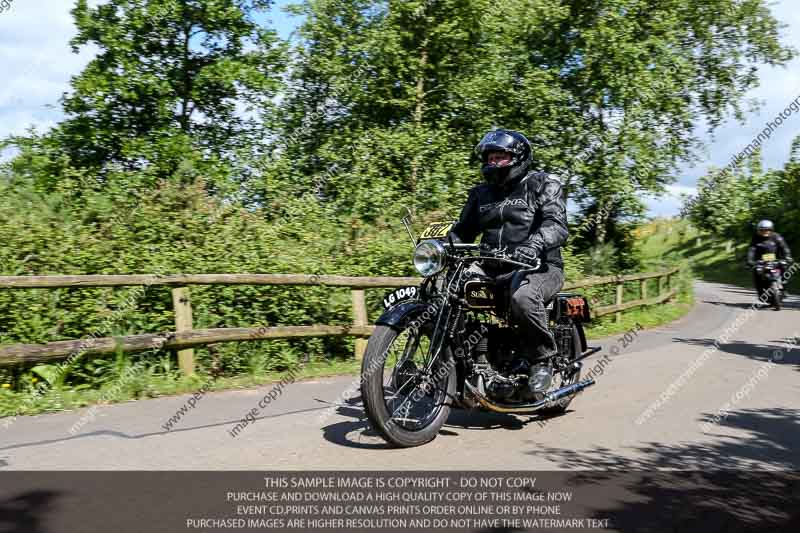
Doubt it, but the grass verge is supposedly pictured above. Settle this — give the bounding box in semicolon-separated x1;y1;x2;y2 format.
0;358;363;419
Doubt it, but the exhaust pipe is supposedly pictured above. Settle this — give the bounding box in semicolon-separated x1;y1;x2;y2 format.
464;378;596;414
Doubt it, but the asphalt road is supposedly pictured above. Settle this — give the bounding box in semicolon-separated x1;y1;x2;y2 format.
1;281;798;471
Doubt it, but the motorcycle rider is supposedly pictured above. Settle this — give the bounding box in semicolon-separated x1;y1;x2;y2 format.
746;220;793;300
448;128;568;393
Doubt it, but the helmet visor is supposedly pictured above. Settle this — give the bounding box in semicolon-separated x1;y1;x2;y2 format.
475;130;525;158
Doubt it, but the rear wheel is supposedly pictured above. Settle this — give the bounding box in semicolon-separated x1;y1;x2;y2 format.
360;323;456;448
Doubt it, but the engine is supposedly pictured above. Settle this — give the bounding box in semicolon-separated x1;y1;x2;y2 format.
466;321;532;401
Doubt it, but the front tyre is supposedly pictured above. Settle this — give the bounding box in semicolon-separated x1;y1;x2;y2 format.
360;324;456;448
771;282;782;310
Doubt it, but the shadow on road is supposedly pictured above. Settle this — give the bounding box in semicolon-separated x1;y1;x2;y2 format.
319;395;560;449
672;337;800;370
518;407;800;531
0;490;60;533
319;396;395;449
445;408;543;431
702;299;800;311
529;407;800;470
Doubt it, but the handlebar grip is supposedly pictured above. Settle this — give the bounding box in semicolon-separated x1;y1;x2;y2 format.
504;257;543;270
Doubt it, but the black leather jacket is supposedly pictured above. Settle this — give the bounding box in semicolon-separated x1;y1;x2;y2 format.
747;233;793;265
449;171;569;269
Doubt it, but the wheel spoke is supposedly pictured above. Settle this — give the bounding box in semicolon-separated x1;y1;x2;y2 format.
383;375;416;402
388;382;423;421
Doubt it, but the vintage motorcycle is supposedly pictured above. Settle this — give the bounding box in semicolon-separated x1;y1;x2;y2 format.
360;220;599;448
753;255;789;310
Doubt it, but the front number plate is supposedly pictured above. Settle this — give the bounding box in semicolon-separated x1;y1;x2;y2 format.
383;286;419;309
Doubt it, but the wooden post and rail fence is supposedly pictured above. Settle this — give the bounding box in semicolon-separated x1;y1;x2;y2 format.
0;267;680;374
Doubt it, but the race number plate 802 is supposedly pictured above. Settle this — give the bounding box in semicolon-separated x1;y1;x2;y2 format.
419;221;455;240
383;286;419;309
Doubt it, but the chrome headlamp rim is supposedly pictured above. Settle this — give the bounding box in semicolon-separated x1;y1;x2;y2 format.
413;239;447;277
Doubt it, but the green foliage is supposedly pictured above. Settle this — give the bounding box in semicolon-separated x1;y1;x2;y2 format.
279;0;794;227
6;0;287;189
687;138;800;253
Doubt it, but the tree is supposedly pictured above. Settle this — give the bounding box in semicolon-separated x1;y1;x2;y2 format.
687;136;800;254
10;0;287;191
268;0;498;221
500;0;795;230
686;148;768;240
752;136;800;246
275;0;794;230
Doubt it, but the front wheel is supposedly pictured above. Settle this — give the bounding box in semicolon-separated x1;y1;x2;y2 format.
360;323;456;448
771;282;782;310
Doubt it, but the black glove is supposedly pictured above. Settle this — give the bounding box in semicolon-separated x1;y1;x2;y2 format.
446;231;463;244
511;245;539;266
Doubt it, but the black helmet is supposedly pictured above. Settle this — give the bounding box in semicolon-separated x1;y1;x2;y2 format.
475;128;532;186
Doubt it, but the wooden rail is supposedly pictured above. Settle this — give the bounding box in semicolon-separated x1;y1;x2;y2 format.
0;274;421;289
0;267;680;372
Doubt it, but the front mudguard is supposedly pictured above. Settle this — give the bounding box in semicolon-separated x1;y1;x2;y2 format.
375;300;466;405
375;300;440;331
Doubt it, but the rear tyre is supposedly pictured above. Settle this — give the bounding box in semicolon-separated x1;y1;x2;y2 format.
360;324;456;448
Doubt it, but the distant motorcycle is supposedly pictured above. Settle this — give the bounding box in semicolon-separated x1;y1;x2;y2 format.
360;220;598;448
753;256;788;310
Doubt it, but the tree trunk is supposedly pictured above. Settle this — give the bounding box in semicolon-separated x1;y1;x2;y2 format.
595;201;609;244
178;24;193;133
409;39;429;194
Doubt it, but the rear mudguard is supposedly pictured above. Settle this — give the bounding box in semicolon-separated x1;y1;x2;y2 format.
574;321;588;353
375;300;440;331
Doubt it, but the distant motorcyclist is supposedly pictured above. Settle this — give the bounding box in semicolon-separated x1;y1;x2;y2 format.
746;220;793;300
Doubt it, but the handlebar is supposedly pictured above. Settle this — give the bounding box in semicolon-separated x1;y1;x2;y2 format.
444;243;542;270
444;243;481;251
752;259;789;270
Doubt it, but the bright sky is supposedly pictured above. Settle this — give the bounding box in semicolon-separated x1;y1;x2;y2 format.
1;0;799;218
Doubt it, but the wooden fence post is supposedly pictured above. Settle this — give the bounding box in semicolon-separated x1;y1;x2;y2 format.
351;289;368;360
615;282;624;324
640;278;647;300
171;286;195;375
666;272;675;302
